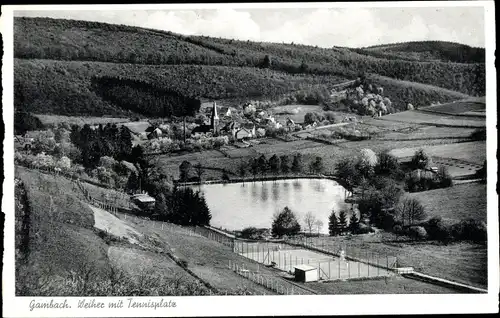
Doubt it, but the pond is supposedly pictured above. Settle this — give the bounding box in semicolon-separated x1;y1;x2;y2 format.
191;178;353;234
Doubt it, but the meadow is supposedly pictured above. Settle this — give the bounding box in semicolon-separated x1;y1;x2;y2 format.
379;110;485;128
407;183;487;223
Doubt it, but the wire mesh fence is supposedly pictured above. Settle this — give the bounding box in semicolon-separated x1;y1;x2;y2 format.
285;236;399;269
233;240;394;281
228;260;312;295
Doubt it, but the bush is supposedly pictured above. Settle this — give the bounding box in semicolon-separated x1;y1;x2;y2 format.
451;218;486;242
425;217;452;242
393;224;403;234
408;226;428;240
357;223;375;234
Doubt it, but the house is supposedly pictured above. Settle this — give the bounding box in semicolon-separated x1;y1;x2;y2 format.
121;121;153;136
235;128;253;140
147;127;163;140
286;117;296;131
131;193;156;211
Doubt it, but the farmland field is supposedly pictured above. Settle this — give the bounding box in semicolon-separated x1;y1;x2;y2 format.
407;183;487;223
34;114;130;127
421;101;486;115
379;110;485;127
270;104;323;123
389;141;486;164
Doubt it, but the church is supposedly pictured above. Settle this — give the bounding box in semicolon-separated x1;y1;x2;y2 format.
191;101;220;135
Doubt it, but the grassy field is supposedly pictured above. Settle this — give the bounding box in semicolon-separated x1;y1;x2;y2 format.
308;232;487;289
389;141;486;164
379;110;485;128
306;275;461;294
407;183;487;223
270;104;324;123
34;114;130;127
116;214;277;295
421;101;486;115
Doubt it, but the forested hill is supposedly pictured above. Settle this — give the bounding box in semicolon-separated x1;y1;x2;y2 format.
355;41;485;64
14;17;485;117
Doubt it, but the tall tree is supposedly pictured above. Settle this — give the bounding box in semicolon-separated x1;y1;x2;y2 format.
250;158;259;182
268;154;281;179
179;160;192;182
338;210;348;235
349;212;360;234
271;206;301;238
257;155;268;180
328;209;339;236
291;153;303;173
280;155;290;174
238;161;247;182
194;162;204;183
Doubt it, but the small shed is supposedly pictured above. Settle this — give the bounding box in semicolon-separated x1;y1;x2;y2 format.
131;193;156;210
294;264;318;283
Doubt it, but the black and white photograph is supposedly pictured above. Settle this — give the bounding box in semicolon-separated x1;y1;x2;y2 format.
1;1;498;317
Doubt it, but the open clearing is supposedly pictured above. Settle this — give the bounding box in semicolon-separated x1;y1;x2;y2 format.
421;101;485;115
270;104;323;123
34;114;130;127
90;205;142;244
389;141;486;164
407;183;487;223
107;246;199;283
379;110;485;127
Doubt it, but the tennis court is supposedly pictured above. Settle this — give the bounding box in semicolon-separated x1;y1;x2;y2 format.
235;241;394;280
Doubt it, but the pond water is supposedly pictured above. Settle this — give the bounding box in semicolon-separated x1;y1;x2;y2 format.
191;178;352;234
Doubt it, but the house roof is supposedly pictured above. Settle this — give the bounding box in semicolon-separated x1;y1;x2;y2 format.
131;194;156;203
294;264;316;272
121;121;152;135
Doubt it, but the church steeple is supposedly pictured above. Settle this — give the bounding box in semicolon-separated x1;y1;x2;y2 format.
211;101;219;134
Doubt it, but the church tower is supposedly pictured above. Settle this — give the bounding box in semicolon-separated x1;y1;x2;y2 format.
211;101;219;135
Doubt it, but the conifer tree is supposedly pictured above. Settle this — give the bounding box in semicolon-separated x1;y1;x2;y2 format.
328;209;339;236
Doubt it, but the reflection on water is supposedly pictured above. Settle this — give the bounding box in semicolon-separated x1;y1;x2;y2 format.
191;178;348;234
260;183;269;202
292;180;302;190
309;179;326;193
271;182;280;201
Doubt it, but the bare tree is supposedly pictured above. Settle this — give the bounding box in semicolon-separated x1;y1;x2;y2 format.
304;212;317;236
314;219;324;237
397;197;427;226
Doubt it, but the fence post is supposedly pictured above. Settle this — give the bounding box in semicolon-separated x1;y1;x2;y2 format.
338;258;340;279
358;260;360;278
328;261;331;279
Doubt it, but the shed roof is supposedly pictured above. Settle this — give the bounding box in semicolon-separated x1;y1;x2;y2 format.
131;194;156;203
294;264;317;272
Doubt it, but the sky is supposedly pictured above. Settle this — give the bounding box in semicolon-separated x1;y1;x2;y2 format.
14;6;485;48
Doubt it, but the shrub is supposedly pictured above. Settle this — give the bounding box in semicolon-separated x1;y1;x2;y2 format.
410;148;432;170
425;217;452;242
408;226;428;240
451;218;487;242
393;224;403;234
357;223;375;234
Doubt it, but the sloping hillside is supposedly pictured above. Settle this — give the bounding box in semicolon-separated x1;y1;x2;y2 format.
14;17;485;117
357;41;485;63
